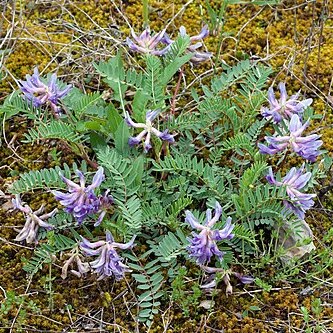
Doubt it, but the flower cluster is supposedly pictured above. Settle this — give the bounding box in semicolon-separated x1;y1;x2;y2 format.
258;114;322;162
267;165;316;219
19;67;72;116
12;195;57;244
185;202;234;265
259;83;320;221
80;231;136;280
126;27;170;56
200;266;254;294
61;247;90;279
125;110;175;152
127;25;211;63
261;82;313;123
162;25;211;63
52;167;113;226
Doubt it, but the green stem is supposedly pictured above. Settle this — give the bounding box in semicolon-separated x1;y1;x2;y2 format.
143;0;149;28
48;262;54;312
213;0;228;73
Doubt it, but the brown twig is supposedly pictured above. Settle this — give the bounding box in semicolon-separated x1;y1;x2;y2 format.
170;67;183;115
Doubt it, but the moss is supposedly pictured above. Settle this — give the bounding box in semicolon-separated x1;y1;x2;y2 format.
1;1;332;99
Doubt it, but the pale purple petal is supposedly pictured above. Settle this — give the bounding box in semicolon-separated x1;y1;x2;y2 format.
125;109;175;152
266;167;279;185
80;231;135;280
206;201;222;227
143;131;152;153
185;210;204;230
18;67;71;113
157;129;175;143
179;26;187;36
87;167;105;191
190;25;209;41
12;195;56;244
126;27;168;55
267;166;316;219
113;235;136;250
233;272;254;284
54;168;111;224
146;110;160;122
214;217;234;240
186;202;234;265
262;83;313;123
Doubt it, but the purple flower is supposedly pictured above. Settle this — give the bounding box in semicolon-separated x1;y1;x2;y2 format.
125;110;175;152
61;247;90;279
233;272;254;284
258;114;322;162
200;266;254;290
162;25;212;63
18;67;72;115
266;165;316;219
261;83;313;123
12;194;57;244
80;231;136;280
52;167;113;225
126;27;170;56
185;202;234;265
94;190;114;227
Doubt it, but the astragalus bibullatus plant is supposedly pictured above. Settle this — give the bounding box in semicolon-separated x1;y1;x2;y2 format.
1;22;330;328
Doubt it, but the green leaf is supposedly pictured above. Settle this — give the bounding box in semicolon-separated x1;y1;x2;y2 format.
22;121;83;144
133;90;148;119
137;284;151;290
132;156;144;186
114;120;130;155
132;274;148;283
106;104;123;134
70;91;103;118
82;120;101;131
89;132;108;151
161;53;193;86
94;52;127;102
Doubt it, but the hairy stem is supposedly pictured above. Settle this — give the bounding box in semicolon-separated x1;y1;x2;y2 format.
143;0;149;28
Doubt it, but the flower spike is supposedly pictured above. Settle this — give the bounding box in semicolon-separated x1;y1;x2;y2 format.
61;247;90;279
186;201;234;265
19;67;72;116
258;114;322;162
162;25;212;63
52;167;113;225
80;231;136;280
267;165;316;219
125;110;175;152
126;27;170;56
12;194;57;244
261;82;313;123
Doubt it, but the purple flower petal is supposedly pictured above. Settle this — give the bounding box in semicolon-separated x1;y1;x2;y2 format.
146;110;160;122
87;167;105;191
18;67;71;113
158;129;175;143
126;27;168;55
54;168;111;224
185;210;204;230
12;194;56;244
190;25;209;41
261;83;313;123
233;272;254;284
186;202;234;265
125;110;175;152
267;166;315;219
80;231;135;280
259;115;322;161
